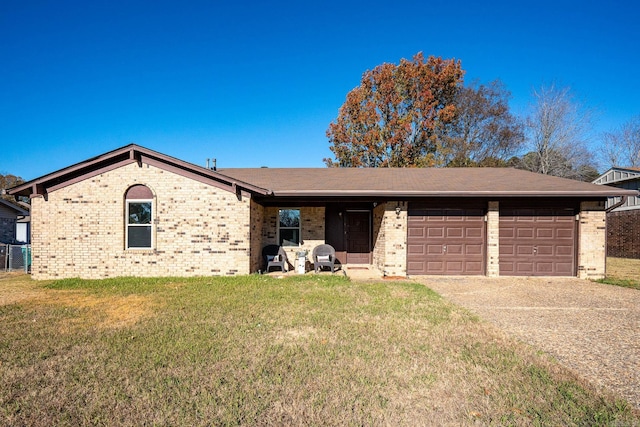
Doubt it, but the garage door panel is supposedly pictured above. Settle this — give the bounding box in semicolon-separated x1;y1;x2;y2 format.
556;245;573;256
427;261;444;273
557;229;574;239
428;228;444;238
556;215;575;222
501;227;515;238
499;245;515;256
536;245;554;255
466;227;483;238
446;228;464;238
408;227;425;238
500;262;515;273
500;208;576;276
465;244;483;255
517;228;534;238
407;245;426;255
517;245;535;255
407;205;486;275
445;261;463;273
465;262;484;273
536;228;553;238
426;245;443;255
555;263;574;274
447;244;463;255
408;261;425;271
516;262;534;273
536;262;554;273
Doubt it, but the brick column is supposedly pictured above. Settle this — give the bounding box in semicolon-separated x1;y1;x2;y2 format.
486;201;500;277
578;201;607;279
381;201;407;277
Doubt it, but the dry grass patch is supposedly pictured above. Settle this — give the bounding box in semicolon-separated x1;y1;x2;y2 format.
1;275;637;426
0;273;46;306
601;257;640;290
27;291;158;330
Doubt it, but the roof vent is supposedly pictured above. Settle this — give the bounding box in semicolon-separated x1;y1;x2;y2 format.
206;158;217;171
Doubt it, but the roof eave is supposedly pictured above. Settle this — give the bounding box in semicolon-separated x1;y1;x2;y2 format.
8;144;271;197
267;189;639;198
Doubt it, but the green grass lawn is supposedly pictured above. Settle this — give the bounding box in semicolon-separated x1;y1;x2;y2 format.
1;274;637;426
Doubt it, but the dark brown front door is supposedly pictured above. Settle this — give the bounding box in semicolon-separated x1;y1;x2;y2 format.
346;211;371;264
499;208;576;276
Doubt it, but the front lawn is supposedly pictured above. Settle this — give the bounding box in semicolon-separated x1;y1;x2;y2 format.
1;274;637;426
600;257;640;290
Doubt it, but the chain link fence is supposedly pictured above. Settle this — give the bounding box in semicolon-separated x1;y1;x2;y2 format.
1;244;31;273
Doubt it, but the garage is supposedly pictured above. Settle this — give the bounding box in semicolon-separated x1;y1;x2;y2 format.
499;207;577;276
407;203;486;275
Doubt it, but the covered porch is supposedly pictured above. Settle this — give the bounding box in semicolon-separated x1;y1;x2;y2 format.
251;199;407;277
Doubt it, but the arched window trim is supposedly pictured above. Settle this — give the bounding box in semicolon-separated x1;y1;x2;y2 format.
125;185;155;250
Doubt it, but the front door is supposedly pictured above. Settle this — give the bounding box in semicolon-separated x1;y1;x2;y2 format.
346;211;371;264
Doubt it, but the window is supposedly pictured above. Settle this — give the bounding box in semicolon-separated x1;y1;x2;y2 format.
278;209;300;246
125;185;153;249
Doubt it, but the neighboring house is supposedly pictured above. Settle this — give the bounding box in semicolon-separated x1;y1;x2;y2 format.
9;144;637;280
0;198;30;244
593;167;640;259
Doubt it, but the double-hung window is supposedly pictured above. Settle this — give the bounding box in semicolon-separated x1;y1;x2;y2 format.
278;209;300;246
125;185;154;249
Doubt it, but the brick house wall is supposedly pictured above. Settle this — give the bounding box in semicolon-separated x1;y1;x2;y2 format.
249;199;265;273
577;201;607;279
486;201;500;277
30;162;252;279
372;203;385;274
372;201;406;277
606;210;640;259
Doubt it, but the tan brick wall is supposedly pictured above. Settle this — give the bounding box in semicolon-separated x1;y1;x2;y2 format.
372;203;386;273
578;201;607;279
30;162;252;279
260;206;325;271
249;199;264;274
375;202;406;277
486;201;500;277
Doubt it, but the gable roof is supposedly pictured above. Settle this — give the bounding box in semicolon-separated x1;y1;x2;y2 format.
217;167;637;198
592;167;640;186
8;144;637;200
8;144;270;198
0;198;29;216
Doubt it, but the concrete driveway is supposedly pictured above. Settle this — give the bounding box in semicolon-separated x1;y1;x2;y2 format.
417;276;640;410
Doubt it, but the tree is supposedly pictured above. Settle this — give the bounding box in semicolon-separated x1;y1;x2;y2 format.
443;80;524;167
520;84;596;180
512;151;600;182
325;52;464;167
0;173;25;203
601;116;640;168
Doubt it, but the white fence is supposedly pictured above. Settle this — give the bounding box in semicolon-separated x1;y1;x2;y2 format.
1;244;31;273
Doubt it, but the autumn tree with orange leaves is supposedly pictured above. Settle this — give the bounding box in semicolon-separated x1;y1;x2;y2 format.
325;53;464;167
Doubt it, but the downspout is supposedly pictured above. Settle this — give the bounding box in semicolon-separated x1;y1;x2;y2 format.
606;196;627;213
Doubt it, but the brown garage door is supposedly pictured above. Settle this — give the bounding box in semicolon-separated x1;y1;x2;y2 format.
500;208;576;276
407;206;486;275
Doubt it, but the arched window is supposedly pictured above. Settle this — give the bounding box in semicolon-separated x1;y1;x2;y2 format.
125;185;154;249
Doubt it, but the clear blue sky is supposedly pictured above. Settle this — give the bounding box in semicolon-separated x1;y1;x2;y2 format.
1;0;638;180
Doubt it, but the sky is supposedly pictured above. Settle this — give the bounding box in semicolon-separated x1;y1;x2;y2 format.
1;0;639;181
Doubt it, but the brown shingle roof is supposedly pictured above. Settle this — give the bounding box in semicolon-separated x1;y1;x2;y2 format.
8;144;636;199
217;167;638;197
